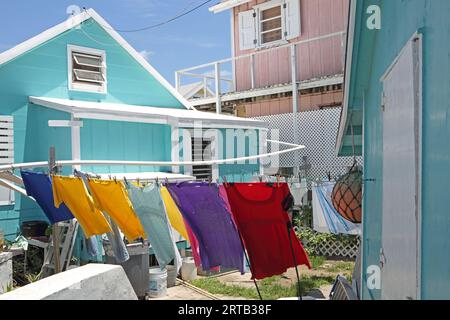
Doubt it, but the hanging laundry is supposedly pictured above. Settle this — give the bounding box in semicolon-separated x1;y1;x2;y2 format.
75;170;129;263
52;176;112;237
161;186;215;271
125;182;181;270
87;179;146;242
21;171;74;224
288;179;308;206
104;216;130;263
218;184;238;226
167;182;244;273
312;181;361;235
225;182;311;280
85;234;101;258
160;186;189;241
185;222;202;267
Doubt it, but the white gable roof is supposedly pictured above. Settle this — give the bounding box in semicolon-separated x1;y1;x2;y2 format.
0;9;194;110
178;81;214;99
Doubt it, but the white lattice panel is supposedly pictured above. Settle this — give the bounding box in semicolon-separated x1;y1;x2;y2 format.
253;108;362;184
317;237;360;259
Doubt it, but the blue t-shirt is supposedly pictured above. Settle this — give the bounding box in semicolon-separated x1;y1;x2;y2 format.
21;170;74;224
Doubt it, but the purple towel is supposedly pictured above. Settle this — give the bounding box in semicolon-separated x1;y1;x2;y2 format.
167;182;244;273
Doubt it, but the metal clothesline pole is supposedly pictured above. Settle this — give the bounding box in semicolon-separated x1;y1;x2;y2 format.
0;140;305;172
237;231;262;300
49;147;61;274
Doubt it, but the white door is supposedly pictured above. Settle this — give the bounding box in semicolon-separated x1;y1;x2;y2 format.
380;34;422;300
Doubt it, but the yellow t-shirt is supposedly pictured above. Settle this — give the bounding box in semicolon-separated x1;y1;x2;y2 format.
52;176;112;237
160;186;189;241
88;179;146;242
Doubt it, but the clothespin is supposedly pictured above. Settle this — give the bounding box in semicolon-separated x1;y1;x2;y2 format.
136;177;140;186
258;176;263;183
222;175;228;187
113;176;117;183
208;176;212;186
155;177;159;186
165;177;169;185
326;171;332;181
123;176;128;185
276;174;281;187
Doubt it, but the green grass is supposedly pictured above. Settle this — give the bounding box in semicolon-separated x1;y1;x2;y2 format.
324;261;354;273
309;256;326;269
190;275;336;300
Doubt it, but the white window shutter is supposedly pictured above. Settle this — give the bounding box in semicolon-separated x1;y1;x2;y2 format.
0;116;14;206
238;10;257;50
284;0;301;40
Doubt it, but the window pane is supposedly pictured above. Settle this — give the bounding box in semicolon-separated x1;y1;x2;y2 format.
73;69;104;84
261;6;281;20
73;53;102;68
262;18;281;32
262;29;282;44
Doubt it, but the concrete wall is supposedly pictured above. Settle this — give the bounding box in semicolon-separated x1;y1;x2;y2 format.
0;252;12;294
0;264;137;300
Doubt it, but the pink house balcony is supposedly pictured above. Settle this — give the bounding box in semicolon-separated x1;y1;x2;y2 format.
176;31;346;113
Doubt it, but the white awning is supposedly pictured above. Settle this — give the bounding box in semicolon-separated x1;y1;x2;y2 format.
29;96;266;129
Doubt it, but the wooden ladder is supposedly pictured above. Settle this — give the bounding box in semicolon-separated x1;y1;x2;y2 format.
40;220;79;278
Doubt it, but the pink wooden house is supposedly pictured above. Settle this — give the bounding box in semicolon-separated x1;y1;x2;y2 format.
176;0;349;117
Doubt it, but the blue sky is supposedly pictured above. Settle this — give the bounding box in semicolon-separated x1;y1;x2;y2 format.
0;0;231;85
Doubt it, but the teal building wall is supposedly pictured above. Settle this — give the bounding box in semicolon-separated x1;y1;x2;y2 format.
343;0;450;299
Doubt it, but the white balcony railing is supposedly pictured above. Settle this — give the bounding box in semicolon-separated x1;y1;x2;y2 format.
176;31;346;112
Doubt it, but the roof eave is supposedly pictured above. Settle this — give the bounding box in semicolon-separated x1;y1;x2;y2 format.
209;0;252;14
335;0;358;156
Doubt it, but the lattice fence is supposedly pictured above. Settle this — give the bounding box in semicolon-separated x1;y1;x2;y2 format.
252;108;362;187
315;236;360;259
297;227;360;259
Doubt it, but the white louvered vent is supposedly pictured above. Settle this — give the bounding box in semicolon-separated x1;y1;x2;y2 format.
191;137;213;180
0;116;14;205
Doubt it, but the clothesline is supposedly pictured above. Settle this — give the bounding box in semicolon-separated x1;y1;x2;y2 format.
0;140;304;172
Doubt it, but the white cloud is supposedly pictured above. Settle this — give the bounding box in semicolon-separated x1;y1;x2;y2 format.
139;50;155;61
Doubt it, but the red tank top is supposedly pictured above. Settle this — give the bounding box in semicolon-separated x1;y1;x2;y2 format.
225;182;311;280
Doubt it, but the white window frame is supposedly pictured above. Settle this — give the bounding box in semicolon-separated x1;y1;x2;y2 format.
67;45;107;94
255;0;287;48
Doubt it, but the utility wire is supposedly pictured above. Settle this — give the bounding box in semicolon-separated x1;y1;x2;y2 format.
84;0;213;33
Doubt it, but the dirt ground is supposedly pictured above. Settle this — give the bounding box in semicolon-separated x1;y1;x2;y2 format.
151;259;354;300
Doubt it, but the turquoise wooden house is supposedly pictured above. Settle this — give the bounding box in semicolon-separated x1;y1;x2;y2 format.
336;0;450;299
0;9;266;240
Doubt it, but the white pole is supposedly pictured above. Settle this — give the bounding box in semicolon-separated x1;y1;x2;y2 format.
250;54;255;89
175;72;181;91
290;44;298;113
214;62;222;114
291;44;301;176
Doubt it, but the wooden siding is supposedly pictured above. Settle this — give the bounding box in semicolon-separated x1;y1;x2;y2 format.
232;0;349;91
241;89;343;117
